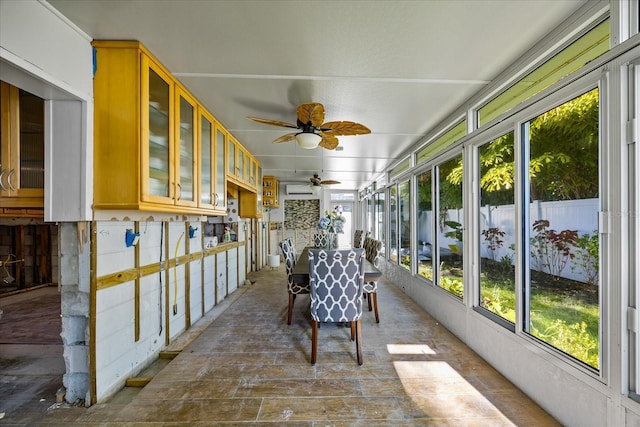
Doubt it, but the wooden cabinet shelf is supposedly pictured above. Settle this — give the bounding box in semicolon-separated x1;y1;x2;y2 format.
262;176;279;208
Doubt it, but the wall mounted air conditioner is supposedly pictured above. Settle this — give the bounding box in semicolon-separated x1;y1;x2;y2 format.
286;184;314;195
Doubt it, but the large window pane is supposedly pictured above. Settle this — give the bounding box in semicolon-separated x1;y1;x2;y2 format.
416;170;434;282
376;191;386;258
399;180;411;270
389;186;397;263
478;132;516;322
438;154;464;298
524;88;600;369
366;197;374;235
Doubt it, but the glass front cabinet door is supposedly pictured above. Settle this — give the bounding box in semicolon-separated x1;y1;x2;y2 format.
214;124;227;211
199;110;226;214
142;57;174;205
174;86;197;208
228;135;236;179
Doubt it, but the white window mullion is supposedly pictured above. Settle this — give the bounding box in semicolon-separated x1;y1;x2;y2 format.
631;62;640;397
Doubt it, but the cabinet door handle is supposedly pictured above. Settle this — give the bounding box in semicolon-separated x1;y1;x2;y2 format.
0;166;6;191
7;169;15;192
212;192;218;206
176;183;182;200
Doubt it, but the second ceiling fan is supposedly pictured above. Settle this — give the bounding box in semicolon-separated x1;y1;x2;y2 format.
247;102;370;150
310;174;340;186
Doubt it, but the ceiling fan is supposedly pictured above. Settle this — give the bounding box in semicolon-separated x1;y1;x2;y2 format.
310;173;340;186
247;102;370;150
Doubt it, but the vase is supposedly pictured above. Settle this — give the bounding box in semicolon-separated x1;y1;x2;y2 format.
327;232;336;249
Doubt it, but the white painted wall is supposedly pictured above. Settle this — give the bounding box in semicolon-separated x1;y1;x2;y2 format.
0;0;94;222
94;220;243;401
216;252;227;303
0;1;92;99
203;254;216;312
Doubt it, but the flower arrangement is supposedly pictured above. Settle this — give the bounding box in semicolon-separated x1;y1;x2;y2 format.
317;207;346;234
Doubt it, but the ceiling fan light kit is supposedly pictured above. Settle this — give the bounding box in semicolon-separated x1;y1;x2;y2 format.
295;132;322;149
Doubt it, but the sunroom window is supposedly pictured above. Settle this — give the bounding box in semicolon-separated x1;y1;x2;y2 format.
522;88;600;369
478;131;516;323
437;154;464;298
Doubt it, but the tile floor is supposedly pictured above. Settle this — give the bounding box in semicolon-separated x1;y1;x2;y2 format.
1;266;560;426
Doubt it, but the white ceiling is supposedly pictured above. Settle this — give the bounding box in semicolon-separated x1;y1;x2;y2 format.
48;0;586;190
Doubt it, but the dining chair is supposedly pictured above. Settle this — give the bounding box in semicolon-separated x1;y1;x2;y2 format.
279;238;309;325
362;237;383;323
353;229;364;248
308;248;365;365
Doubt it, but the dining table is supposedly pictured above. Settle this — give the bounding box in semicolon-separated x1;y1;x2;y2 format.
292;246;382;285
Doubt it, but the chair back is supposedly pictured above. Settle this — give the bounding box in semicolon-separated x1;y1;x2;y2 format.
353;229;364;248
312;233;330;248
363;237;383;268
309;248;365;323
279;238;296;275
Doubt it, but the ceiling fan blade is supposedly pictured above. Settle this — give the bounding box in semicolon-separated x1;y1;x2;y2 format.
272;133;297;144
320;121;371;136
318;133;339;150
247;116;299;129
297;103;325;127
321;180;341;185
310;176;322;185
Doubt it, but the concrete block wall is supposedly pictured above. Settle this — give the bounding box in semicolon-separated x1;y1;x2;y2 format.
59;222;90;403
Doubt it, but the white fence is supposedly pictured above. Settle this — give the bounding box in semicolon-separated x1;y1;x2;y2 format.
417;198;599;284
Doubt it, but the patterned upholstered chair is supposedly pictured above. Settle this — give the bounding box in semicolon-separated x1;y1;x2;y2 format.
353;229;364;248
362;237;383;323
308;248;365;365
279;239;309;325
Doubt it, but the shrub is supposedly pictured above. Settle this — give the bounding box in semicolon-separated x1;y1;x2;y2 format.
530;219;577;278
571;231;599;286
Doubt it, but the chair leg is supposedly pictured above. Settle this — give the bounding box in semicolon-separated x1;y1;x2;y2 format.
372;292;379;323
311;320;318;365
355;319;363;365
367;292;373;311
350;321;355;341
287;293;295;325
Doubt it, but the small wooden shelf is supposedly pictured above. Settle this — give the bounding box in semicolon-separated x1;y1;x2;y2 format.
262;176;279;208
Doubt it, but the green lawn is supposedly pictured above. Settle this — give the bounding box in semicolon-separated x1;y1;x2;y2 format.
417;259;599;368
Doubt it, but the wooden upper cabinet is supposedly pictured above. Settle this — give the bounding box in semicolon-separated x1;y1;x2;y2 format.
93;40;245;215
262;175;280;208
226;132;257;193
0;81;45;211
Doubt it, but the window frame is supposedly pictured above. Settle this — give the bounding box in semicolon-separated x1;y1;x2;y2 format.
469;124;518;332
513;71;606;379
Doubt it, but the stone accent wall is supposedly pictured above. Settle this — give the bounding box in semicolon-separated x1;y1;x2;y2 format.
283;200;320;254
284;199;319;229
